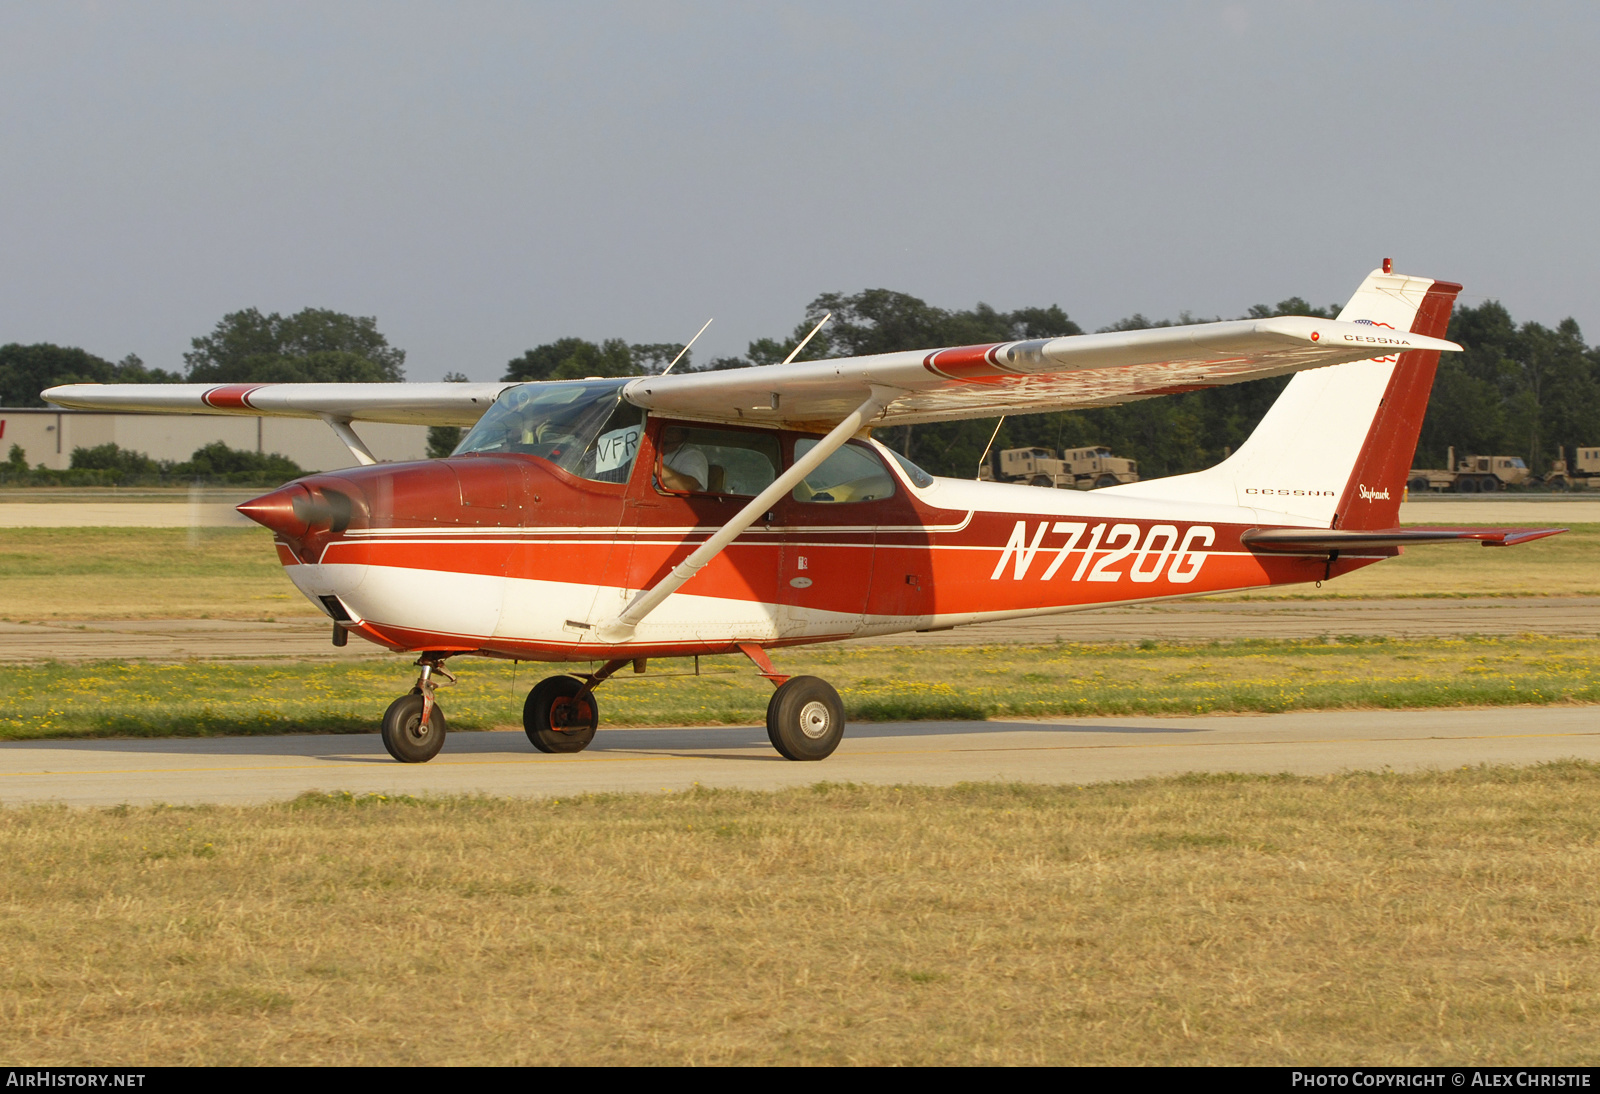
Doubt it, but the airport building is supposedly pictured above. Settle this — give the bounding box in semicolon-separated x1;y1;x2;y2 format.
0;407;430;472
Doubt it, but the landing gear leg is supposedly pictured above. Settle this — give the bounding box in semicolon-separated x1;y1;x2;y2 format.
736;642;846;762
380;653;456;763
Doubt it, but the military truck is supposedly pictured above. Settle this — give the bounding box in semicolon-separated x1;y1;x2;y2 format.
1408;447;1534;493
980;445;1140;490
1543;445;1600;489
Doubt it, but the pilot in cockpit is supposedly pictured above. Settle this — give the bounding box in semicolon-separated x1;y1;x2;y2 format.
657;426;708;493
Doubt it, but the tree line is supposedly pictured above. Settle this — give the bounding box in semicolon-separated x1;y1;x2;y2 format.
2;439;305;488
0;306;406;407
497;289;1600;479
5;293;1597;480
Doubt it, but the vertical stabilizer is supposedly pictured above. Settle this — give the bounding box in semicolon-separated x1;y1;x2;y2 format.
1329;276;1459;529
1102;266;1461;528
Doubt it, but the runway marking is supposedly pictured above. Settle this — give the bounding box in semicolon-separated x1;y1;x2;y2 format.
4;729;1598;780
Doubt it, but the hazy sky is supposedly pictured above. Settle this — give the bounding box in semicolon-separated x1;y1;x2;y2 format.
2;2;1595;381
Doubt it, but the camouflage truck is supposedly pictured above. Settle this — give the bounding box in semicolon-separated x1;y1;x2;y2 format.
980;445;1139;490
1543;445;1600;490
1408;447;1534;493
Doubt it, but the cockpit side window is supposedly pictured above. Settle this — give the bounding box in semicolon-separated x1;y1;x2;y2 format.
655;425;781;497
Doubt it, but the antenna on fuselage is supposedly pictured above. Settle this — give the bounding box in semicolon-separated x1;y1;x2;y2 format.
781;312;832;366
976;416;1007;480
660;318;714;375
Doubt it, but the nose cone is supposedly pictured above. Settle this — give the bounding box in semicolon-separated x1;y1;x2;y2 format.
238;484;312;537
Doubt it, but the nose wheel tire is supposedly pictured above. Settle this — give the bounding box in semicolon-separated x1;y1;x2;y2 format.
766;676;845;761
524;675;599;753
380;692;447;763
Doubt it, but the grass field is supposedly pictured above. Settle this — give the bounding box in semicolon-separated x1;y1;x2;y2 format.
0;524;1595;622
1219;521;1600;600
5;635;1597;740
4;767;1598;1065
0;527;293;621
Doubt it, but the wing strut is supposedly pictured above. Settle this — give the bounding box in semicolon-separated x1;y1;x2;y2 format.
595;388;893;644
320;415;379;466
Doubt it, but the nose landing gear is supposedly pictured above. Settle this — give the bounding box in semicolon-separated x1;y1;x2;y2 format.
380;653;455;763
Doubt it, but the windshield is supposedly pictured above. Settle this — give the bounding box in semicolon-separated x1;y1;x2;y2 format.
453;379;643;484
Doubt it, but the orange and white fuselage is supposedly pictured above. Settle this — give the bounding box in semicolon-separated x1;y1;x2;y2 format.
260;443;1382;662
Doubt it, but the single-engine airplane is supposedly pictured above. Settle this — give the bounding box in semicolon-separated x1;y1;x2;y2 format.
44;264;1564;763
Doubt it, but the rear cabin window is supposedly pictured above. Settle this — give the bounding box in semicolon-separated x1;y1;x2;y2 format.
793;439;896;503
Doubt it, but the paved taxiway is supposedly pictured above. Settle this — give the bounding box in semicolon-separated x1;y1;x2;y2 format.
3;707;1595;807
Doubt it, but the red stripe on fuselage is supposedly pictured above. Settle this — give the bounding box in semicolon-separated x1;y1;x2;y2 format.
306;513;1387;654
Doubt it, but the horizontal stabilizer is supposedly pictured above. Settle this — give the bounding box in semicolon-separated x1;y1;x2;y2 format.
1241;526;1567;553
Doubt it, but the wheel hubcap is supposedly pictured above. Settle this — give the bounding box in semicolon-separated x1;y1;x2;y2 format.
549;697;591;733
798;700;831;739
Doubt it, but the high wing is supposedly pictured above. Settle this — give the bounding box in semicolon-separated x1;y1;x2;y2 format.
39;380;515;427
622;316;1459;428
42;316;1457;433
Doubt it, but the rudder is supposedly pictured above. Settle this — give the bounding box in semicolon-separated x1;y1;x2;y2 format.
1330;276;1461;529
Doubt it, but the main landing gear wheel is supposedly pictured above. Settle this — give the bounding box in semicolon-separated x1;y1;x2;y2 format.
380;692;447;763
766;676;845;761
524;675;599;753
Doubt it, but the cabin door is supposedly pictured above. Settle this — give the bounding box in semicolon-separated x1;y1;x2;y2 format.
773;437;914;641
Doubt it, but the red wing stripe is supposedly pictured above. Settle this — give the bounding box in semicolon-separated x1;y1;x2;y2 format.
201;383;271;409
922;343;1015;381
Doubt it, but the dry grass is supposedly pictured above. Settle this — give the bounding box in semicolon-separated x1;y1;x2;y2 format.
2;767;1598;1065
0;528;294;621
6;635;1598;740
0;524;1593;624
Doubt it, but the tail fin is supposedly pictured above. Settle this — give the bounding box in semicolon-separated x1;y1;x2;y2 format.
1104;266;1461;528
1327;273;1459;529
